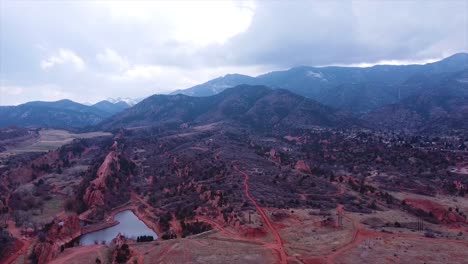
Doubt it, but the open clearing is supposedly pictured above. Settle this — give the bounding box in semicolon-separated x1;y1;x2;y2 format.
334;231;468;264
1;129;112;155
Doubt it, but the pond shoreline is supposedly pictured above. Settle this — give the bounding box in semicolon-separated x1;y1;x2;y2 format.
79;206;158;246
80;204;134;237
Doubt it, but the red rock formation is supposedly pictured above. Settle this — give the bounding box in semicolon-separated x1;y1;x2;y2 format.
83;150;120;208
33;241;59;264
175;165;190;178
4;149;60;185
295;160;311;173
404;198;466;225
269;149;277;158
453;180;465;191
284;135;307;144
33;214;82;264
111;233;142;264
47;214;82;242
112;232;126;248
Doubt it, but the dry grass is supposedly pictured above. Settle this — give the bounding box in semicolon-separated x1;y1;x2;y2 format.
269;209;355;258
30;196;64;224
4;129;112;154
389;191;468;213
133;233;278;264
50;245;110;264
334;233;468;264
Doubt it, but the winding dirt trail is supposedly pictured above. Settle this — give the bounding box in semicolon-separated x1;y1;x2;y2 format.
3;221;33;264
234;166;288;264
325;183;345;198
193;216;242;239
325;205;359;264
326;205;468;264
49;245;106;264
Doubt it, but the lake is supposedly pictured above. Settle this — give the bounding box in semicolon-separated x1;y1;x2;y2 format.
79;210;158;245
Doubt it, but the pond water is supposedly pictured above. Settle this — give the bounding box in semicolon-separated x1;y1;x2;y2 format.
79;210;158;245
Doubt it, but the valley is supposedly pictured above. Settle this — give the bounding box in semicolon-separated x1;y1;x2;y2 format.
0;55;467;264
2;1;468;263
1;107;467;263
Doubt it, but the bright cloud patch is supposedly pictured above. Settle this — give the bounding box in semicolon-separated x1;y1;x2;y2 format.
101;0;256;45
96;49;129;71
40;49;85;71
0;83;77;106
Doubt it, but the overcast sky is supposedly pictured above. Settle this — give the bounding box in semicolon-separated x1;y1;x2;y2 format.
1;0;467;105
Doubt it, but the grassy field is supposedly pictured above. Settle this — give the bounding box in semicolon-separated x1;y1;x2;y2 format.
30;195;65;225
3;129;112;154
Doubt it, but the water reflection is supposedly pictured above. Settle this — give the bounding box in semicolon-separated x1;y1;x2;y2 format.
79;210;157;245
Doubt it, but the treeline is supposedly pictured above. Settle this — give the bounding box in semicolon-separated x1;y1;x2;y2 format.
180;221;212;238
136;235;154;242
0;229;13;259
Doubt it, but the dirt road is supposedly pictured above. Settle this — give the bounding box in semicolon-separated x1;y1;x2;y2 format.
234;166;288;264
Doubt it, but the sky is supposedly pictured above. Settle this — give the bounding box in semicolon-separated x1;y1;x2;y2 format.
0;0;467;106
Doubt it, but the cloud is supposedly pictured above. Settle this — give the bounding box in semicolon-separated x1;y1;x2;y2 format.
40;49;85;71
0;83;79;105
209;0;468;67
96;48;129;72
106;64;271;94
0;0;467;105
99;1;256;46
0;85;23;106
0;85;23;96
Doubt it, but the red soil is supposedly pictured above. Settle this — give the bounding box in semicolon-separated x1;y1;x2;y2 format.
234;166;288;264
404;198;466;225
1;221;33;264
295;160;312;173
83;150;119;208
1;239;30;264
49;245;106;264
326;205;468;264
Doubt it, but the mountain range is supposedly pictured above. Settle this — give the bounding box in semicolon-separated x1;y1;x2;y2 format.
92;100;131;115
363;69;468;133
99;85;354;131
172;53;468;113
101;67;468;134
0;53;466;133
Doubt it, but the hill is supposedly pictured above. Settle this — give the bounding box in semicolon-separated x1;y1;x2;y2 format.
92;100;130;115
100;85;354;131
363;69;468;133
0;99;110;129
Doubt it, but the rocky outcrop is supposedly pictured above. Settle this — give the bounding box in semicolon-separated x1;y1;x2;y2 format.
33;214;82;264
47;215;81;242
83;150;120;208
33;241;59;264
284;135;308;144
295;160;311;174
112;232;126;248
111;233;142;264
403;198;466;226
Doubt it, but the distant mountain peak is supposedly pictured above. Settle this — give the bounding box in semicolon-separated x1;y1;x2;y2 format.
105;97;141;106
441;52;468;61
306;70;326;80
92;100;131;115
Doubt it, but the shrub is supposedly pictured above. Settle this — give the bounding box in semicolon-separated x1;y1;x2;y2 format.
0;229;13;258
